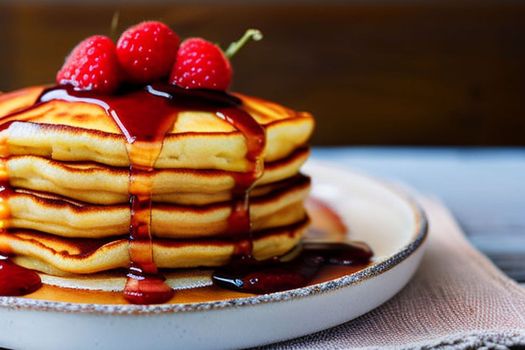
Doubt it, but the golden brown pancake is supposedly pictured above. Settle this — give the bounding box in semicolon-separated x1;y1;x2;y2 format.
0;87;314;170
2;221;307;275
7;176;309;238
6;148;309;205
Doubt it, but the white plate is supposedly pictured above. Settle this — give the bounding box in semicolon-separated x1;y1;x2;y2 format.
0;161;428;350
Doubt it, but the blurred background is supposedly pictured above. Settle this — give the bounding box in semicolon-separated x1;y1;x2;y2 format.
0;0;524;146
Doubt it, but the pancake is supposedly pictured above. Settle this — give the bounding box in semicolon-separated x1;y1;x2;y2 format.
6;175;310;238
0;81;315;300
0;87;314;171
6;147;309;205
3;221;307;275
39;269;215;292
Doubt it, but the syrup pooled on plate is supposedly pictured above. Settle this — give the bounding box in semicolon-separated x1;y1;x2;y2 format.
0;259;42;296
213;242;372;294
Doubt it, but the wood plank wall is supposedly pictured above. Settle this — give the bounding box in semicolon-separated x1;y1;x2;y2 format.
0;1;524;145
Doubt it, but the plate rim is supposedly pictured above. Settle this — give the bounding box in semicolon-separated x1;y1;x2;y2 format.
0;161;428;315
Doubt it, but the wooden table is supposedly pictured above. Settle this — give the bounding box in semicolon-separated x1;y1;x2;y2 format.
312;147;525;284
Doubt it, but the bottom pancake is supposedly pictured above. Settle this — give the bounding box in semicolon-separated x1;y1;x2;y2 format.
38;268;215;292
2;220;308;276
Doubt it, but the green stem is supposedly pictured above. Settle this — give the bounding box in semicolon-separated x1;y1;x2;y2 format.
224;29;263;59
110;11;120;41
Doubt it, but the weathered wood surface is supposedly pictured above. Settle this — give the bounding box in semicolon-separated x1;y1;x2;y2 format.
313;147;525;282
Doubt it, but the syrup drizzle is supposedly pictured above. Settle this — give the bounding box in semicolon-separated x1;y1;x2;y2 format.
36;84;265;303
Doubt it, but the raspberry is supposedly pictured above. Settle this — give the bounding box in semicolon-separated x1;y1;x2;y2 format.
117;21;180;84
170;38;232;91
56;35;120;94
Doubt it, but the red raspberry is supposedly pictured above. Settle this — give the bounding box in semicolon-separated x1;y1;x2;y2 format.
170;38;232;90
56;35;120;94
117;21;180;84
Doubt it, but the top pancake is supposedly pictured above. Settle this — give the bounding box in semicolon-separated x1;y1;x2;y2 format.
0;87;314;171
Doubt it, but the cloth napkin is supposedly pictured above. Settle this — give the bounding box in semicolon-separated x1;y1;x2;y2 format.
261;198;525;349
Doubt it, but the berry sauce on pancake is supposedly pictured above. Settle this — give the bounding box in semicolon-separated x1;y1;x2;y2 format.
34;84;265;303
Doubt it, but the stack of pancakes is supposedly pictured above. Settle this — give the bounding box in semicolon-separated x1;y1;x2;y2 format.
0;87;314;278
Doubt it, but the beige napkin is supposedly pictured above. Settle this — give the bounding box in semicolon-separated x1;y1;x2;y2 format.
261;198;525;349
